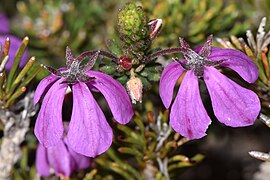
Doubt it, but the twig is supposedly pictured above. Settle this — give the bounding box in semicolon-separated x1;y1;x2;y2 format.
0;92;36;180
157;157;170;180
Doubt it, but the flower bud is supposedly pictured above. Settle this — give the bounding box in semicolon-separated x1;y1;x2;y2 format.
119;55;132;70
148;19;162;40
126;76;143;104
117;3;148;40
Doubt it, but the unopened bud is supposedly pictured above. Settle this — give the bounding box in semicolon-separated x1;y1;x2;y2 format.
148;19;162;40
126;76;143;104
119;55;132;70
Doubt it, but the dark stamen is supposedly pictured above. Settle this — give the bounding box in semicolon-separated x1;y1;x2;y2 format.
179;37;190;49
42;65;62;77
199;35;213;58
66;46;75;68
81;51;100;72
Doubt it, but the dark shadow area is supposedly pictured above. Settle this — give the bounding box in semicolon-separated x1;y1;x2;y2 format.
178;120;270;180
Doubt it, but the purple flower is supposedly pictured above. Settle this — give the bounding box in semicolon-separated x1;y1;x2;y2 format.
36;134;91;178
34;47;134;157
159;35;261;139
0;13;28;70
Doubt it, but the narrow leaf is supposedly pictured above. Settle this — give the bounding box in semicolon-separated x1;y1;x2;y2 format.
7;56;36;98
6;36;29;92
1;37;10;62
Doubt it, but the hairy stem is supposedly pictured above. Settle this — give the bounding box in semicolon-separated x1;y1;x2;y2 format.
145;48;183;63
77;50;118;62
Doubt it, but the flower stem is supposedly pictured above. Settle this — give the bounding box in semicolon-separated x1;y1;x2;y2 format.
145;48;183;63
77;50;118;62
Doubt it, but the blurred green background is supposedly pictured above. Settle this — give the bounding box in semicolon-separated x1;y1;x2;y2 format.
1;0;270;67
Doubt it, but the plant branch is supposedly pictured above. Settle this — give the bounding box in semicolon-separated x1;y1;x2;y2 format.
0;92;36;180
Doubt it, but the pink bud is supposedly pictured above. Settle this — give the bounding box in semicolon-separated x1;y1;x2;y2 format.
126;76;143;104
148;19;162;40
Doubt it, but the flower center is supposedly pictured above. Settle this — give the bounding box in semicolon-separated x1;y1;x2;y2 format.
42;47;99;84
177;35;226;77
60;61;83;83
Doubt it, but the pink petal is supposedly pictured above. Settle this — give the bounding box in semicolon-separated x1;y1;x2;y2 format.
67;82;113;157
63;127;91;171
208;47;258;83
170;71;211;139
67;145;91;170
63;138;91;171
159;62;185;108
0;35;28;70
204;67;260;127
86;70;133;124
34;78;67;147
47;140;72;177
34;74;59;105
36;144;51;177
